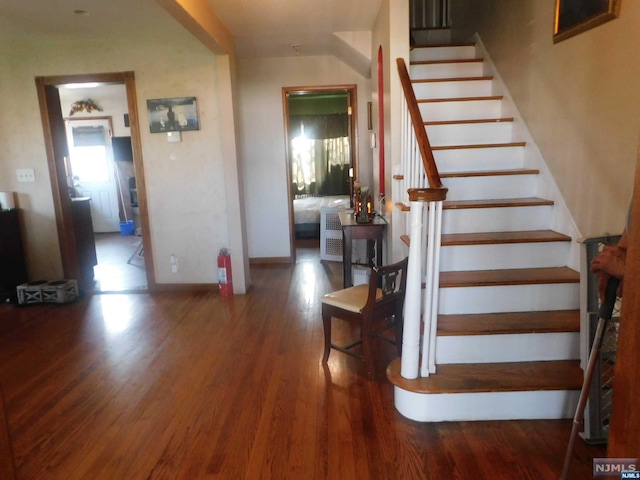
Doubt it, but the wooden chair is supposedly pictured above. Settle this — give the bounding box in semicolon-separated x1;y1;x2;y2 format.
321;257;408;375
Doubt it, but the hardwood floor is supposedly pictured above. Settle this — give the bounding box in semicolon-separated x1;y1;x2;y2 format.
0;243;604;479
91;232;147;293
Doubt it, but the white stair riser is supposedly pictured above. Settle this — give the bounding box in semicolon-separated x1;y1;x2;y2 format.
413;79;493;100
394;388;579;422
442;205;552;234
435;332;579;364
419;99;503;122
440;242;570;271
411;45;477;62
410;61;484;79
439;283;579;314
441;174;535;201
435;146;524;172
427;122;513;147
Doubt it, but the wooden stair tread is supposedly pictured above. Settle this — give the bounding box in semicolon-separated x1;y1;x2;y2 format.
444;197;553;209
402;230;571;247
442;230;570;245
395;198;555;213
441;168;537;178
440;267;579;287
425;117;514;126
418;95;503;103
387;359;582;394
437;310;580;336
412;76;493;83
411;42;476;49
432;141;526;151
411;58;484;66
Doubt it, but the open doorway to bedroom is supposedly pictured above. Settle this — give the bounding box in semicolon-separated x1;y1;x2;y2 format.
282;85;358;262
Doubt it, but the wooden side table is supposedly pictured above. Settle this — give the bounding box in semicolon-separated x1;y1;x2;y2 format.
338;212;387;288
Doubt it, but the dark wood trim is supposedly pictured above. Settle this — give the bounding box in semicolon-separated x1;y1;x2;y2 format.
418;95;503;103
425;117;514;126
432;142;526;151
397;58;443;189
34;72;156;292
608;138;640;458
412;76;493;84
281;84;359;262
35;78;80;285
408;187;448;202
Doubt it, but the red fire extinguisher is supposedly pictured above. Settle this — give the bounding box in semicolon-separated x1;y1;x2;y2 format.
217;248;233;297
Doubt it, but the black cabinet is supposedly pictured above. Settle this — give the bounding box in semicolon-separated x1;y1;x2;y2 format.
0;209;28;303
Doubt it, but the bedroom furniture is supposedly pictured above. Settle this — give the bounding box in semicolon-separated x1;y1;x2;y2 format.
294;195;350;239
71;197;97;289
321;257;408;376
339;212;387;288
0;209;28;303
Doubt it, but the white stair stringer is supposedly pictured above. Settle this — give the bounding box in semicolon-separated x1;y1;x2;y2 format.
390;36;583;422
394;388;580;422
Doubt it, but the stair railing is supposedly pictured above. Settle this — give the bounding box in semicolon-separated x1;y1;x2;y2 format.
397;58;448;378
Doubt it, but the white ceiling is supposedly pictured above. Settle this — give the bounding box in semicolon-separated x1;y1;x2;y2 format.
0;0;383;58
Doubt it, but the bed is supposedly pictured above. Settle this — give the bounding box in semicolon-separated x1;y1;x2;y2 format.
294;195;350;239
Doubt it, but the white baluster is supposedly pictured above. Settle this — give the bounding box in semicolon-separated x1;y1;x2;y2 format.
401;200;424;379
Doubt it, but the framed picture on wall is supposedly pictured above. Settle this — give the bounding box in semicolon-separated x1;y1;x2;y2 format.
146;96;200;133
553;0;622;43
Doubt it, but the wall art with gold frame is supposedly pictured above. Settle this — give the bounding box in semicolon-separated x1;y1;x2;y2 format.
554;0;622;43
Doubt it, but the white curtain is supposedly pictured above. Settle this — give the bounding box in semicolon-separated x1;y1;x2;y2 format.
291;135;350;197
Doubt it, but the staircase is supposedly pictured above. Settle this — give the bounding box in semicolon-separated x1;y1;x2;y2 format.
387;38;583;422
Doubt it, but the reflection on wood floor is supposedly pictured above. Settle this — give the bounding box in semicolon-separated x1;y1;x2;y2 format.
92;232;147;293
0;237;604;479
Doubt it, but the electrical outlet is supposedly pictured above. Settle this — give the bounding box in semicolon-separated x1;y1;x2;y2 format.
170;255;178;273
17;168;36;182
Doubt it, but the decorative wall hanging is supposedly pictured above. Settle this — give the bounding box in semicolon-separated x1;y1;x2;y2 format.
146;96;200;133
554;0;622;43
69;98;103;116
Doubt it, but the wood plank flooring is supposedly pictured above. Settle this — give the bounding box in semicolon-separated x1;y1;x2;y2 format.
0;243;604;479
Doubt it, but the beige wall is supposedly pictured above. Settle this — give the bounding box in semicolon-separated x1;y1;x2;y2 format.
372;0;410;263
0;34;234;285
237;55;373;259
451;0;640;237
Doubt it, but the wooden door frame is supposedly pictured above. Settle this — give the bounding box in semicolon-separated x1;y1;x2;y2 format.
35;71;156;292
282;84;359;262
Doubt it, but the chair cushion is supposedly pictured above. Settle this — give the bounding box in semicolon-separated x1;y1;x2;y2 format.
322;284;382;313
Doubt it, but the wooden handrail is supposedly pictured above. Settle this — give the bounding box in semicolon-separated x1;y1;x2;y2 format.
408;187;448;202
397;58;444;190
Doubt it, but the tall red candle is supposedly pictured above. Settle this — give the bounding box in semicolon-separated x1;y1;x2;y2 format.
377;46;385;197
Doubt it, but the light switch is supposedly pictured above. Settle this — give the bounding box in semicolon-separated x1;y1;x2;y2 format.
167;131;181;143
17;168;36;182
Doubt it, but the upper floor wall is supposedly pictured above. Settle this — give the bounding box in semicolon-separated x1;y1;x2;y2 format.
450;0;640;237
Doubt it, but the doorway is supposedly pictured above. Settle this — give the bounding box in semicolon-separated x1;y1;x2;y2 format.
282;85;358;261
64;117;121;232
35;72;155;293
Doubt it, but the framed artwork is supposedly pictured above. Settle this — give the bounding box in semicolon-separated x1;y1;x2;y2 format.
146;96;199;133
553;0;622;43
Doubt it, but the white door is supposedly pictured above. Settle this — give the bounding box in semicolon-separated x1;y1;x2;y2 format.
65;119;121;232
